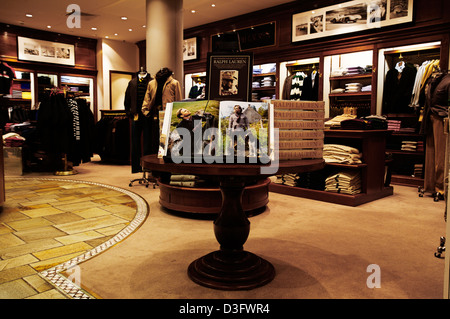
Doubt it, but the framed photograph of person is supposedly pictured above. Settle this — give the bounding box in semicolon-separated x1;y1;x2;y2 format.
17;36;75;66
291;0;413;43
183;37;198;61
206;52;253;102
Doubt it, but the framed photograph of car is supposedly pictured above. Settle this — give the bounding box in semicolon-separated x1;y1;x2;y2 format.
292;0;413;43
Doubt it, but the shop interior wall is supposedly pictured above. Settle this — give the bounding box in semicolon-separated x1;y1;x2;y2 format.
167;0;450;94
96;39;139;119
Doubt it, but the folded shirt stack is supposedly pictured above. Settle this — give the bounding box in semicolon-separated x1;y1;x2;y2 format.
345;83;362;93
330;88;345;94
346;66;365;76
387;120;401;131
169;174;205;188
414;164;423;178
325;170;362;195
261;77;274;87
361;85;372;92
401;141;418;152
323;144;362;164
330;68;348;77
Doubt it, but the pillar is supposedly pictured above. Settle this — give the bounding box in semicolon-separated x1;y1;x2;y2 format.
145;0;184;95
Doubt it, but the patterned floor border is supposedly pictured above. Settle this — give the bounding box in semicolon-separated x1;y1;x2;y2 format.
7;177;149;299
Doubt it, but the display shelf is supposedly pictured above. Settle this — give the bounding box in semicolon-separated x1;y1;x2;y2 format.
269;129;393;206
252;64;277;101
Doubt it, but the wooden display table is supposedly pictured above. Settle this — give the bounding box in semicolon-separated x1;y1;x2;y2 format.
158;177;270;214
141;155;324;290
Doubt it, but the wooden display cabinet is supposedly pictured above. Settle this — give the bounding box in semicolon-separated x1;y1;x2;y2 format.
269;129;393;206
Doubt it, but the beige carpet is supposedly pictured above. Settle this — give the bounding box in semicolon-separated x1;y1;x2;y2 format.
17;156;448;299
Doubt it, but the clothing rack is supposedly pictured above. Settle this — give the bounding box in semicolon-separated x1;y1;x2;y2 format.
44;87;80;176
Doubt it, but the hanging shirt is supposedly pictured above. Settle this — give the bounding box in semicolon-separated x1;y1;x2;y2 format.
0;62;15;95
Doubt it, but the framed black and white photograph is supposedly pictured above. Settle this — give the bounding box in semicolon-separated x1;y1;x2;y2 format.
17;36;75;66
183;37;197;61
292;0;413;43
206;53;253;102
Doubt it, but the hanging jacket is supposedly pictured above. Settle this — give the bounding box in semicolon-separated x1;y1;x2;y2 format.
124;72;152;117
141;75;182;118
382;62;417;114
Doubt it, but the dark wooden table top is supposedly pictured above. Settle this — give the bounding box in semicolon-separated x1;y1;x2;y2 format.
141;155;325;177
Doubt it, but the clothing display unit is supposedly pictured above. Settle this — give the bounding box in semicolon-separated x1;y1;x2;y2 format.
279;58;321;103
252;63;277;102
324;50;375;119
378;42;442;189
270;129;393;206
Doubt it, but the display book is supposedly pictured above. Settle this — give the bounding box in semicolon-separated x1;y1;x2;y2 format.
158;99;325;164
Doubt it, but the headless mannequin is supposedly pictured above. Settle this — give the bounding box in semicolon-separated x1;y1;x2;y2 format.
124;67;152;173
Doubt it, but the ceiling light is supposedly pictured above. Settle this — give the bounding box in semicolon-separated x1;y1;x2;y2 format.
211;4;216;7
191;10;196;13
121;16;127;20
105;36;109;39
142;25;146;28
128;29;133;31
91;27;97;31
114;33;118;36
25;14;33;18
47;25;51;29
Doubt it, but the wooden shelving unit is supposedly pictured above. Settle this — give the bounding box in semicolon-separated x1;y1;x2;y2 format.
269;129;393;206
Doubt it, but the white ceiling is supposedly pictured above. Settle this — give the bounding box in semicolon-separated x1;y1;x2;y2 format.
0;0;294;43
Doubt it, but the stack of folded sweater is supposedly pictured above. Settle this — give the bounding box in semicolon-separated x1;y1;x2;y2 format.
401;141;418;152
3;132;26;147
169;174;205;188
273;174;299;187
325;170;362;195
323;144;362;164
414;164;423;178
346;66;365;75
324;114;357;128
387;120;401;131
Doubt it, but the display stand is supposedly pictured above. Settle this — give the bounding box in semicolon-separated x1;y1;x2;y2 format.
141;155;324;290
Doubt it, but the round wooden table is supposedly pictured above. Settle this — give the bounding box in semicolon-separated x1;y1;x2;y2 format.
141;155;324;290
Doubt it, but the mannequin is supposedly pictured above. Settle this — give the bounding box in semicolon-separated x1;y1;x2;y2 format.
420;71;450;201
124;67;152;173
141;67;182;150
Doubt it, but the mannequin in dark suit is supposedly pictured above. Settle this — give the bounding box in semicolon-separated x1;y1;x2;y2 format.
124;69;153;173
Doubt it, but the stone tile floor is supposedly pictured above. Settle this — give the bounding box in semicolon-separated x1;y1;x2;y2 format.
0;178;147;299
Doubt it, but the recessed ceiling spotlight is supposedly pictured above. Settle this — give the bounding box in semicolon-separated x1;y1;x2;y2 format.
114;33;118;36
211;4;216;7
47;25;51;29
191;10;196;13
142;25;146;28
91;27;97;31
128;28;133;31
105;36;109;38
121;16;127;20
25;14;33;18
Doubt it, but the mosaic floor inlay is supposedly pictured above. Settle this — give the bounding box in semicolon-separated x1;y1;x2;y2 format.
0;178;149;299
